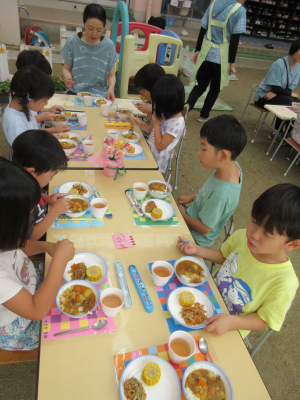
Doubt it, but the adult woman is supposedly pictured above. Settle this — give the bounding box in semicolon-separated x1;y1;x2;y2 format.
254;38;300;135
61;4;118;100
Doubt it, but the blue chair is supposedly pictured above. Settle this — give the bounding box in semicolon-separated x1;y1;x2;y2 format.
156;30;181;66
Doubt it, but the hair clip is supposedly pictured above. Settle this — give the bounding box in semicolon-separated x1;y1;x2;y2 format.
27;93;32;101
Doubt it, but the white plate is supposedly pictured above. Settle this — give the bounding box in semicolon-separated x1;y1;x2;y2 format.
125;143;143;157
120;130;141;144
132;100;147;107
167;287;215;330
63;252;108;285
59;132;83;143
62;110;84;121
77;92;92;97
94;98;112;107
58;181;93;198
119;355;181;400
141;199;175;221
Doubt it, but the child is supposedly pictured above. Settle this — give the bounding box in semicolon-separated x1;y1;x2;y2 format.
177;115;247;247
12;130;70;240
2;65;69;147
177;183;300;337
0;158;75;350
15;50;65;126
133;74;185;173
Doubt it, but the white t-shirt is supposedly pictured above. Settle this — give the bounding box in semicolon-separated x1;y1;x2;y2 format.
2;106;39;146
147;116;185;173
0;250;37;327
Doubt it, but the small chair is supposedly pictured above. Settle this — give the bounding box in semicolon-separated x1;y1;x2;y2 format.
244;328;273;358
0;106;12;160
239;84;274;143
0;347;39;365
211;215;234;275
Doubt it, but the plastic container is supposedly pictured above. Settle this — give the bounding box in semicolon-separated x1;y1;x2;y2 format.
167;17;176;27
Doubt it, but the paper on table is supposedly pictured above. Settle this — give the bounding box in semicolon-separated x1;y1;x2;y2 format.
112;233;135;249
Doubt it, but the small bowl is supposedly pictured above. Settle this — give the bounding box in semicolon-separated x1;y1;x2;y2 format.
56;280;100;319
95;98;112;107
65;194;90;218
58;139;77;156
107;129;120;141
115;107;132;120
132;100;147;108
120;130;141;144
292;102;299;111
52;114;69;127
60;132;83;143
168;330;196;364
182;361;234;400
174;256;210;287
147;179;173;199
77;91;92;97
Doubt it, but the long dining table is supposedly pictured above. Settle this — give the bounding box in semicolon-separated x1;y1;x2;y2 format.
37;168;271;400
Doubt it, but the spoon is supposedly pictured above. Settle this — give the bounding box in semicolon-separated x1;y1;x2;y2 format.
199;337;209;361
53;319;107;337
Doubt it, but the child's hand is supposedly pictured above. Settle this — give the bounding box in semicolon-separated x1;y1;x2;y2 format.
132;117;144;127
51;197;70;216
50;105;64;114
176;236;198;255
177;195;192;205
177;204;186;215
64;77;75;88
45;193;68;204
52;239;75;264
204;314;234;335
136;103;152;115
41;112;55;121
51;125;71;133
51;133;61;139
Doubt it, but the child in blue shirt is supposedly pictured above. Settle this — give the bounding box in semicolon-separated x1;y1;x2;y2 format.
177;115;247;247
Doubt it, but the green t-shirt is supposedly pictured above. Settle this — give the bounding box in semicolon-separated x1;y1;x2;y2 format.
214;230;299;337
186;162;242;247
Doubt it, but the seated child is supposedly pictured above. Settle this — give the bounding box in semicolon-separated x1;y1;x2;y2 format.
133;74;185;173
177;183;300;337
177;115;247;247
12;130;70;240
134;63;165;117
0;158;75;350
3;65;69;147
15;50;66;128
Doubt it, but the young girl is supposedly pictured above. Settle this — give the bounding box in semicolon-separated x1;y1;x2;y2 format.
3;65;70;147
133;74;185;173
0;158;75;351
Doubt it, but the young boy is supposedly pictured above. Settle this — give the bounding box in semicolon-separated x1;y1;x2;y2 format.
177;115;247;247
177;183;300;337
12;130;70;240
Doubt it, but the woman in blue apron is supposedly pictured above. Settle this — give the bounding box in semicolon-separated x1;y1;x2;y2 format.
186;0;246;122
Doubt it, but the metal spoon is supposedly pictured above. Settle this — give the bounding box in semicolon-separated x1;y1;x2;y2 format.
53;319;107;337
199;337;209;361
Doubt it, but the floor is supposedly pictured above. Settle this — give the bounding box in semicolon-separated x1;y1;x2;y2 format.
0;63;299;400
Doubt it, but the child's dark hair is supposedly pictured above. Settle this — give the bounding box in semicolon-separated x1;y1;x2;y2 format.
151;74;184;120
289;38;300;56
10;65;55;121
134;64;166;92
83;3;106;26
0;157;40;250
200;115;247;160
12;130;68;175
16;50;52;75
252;183;300;242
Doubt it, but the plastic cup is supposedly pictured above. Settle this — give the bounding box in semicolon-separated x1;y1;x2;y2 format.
90;198;108;218
133;182;148;201
83;96;93;107
107;129;120;141
168;331;196;364
151;261;174;286
78;112;88;126
101;103;111;116
100;287;125;317
82;139;96;155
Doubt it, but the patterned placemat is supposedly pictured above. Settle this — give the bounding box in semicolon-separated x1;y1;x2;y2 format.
104;114;132;129
287;106;297;114
114;335;213;398
124;143;147;160
52;187;104;229
148;260;222;334
127;188;179;226
42;277;115;340
67;120;87;131
67;135;92;162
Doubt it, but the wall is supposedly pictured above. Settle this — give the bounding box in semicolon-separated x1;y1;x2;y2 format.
0;0;21;46
131;0;163;22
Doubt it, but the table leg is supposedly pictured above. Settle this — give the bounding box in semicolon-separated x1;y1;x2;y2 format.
266;120;286;156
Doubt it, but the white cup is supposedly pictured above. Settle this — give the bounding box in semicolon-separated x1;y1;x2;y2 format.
83;96;93;107
100;287;125;317
107;129;120;141
100;103;111;117
90;198;108;218
133;182;148;201
168;331;196;364
151;261;174;286
78;112;88;126
82;139;96;155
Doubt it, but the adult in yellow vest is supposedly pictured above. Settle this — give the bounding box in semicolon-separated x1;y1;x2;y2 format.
186;0;246;122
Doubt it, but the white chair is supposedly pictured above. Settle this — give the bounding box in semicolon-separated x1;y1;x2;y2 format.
244;328;273;358
0;106;11;160
211;215;234;275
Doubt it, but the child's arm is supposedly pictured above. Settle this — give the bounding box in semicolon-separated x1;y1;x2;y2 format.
136;103;152;117
35;112;55;123
29;197;70;241
177;194;197;204
204;313;269;335
178;205;212;235
3;239;75;321
177;236;225;264
43;106;64;114
42;125;71;134
23;240;55;256
132;117;152;134
152;113;174;151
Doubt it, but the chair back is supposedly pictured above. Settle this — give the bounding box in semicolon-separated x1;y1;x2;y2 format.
156;29;181;66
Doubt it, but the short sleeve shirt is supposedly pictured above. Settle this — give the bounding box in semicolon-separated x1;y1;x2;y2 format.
213;230;299;336
147;116;185;173
3;106;39;146
60;33;119;97
201;0;246;64
186;163;242;247
27;198;48;239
